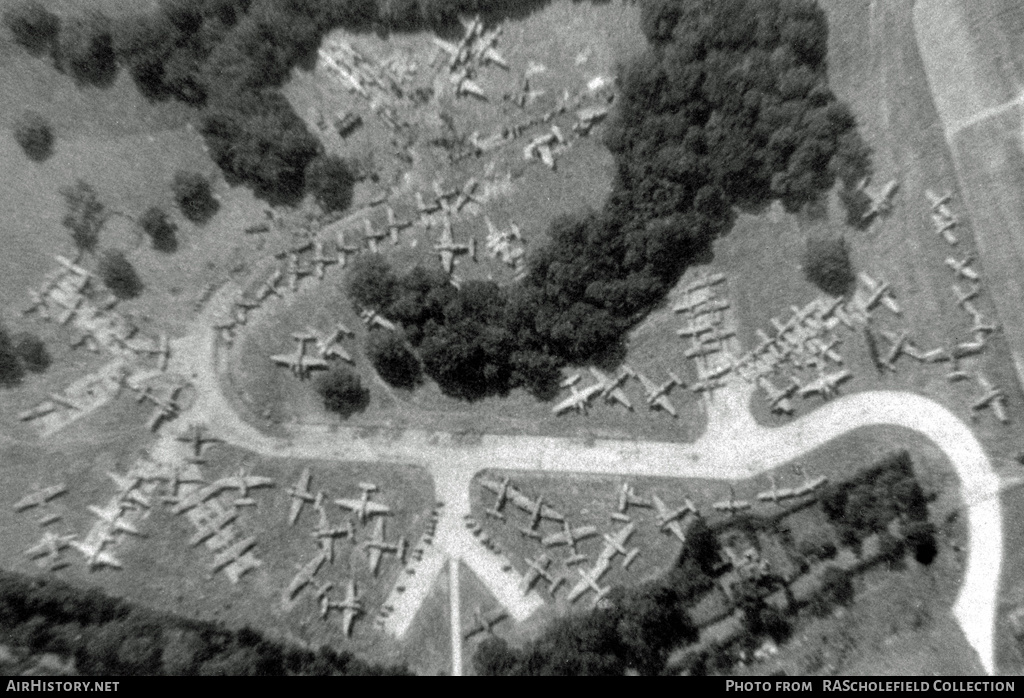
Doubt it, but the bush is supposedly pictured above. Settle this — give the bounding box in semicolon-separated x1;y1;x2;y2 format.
802;235;855;296
304;154;356;213
347;254;398;311
13;110;54;162
316;367;369;418
3;1;60;55
138;206;178;252
13;333;50;373
58;12;117;87
903;521;938;565
810;566;854;617
367;330;421;389
0;324;25;387
60;180;106;252
97;250;143;299
172;170;218;223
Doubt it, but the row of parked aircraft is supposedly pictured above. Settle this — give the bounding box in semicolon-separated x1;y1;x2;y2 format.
271;323;356;379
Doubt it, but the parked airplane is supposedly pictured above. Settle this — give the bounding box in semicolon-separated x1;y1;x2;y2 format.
512;490;564;530
70;536;122;570
793;465;829;496
971;317;1000;340
859;177;899;220
176;422;223;458
480;476;513;519
454;178;482;212
953;282;979;309
325;579;363;636
566;557;611;605
588;366;634;410
615;483;652;518
926;188;952;212
335;483;391;524
312;240;339;278
757;376;797;415
522;552;565;595
188;509;238;547
452;70;487;99
634;371;681;417
598;522;639;569
798;369;852;400
858;273;901;314
541;521;598;549
14;484;67;512
211;469;275;507
880;330;913;371
652;494;696;542
141;384;183;431
972;373;1009;424
312;517;355;564
24;531;75;564
755;473;799;503
285;551;328;600
107;472;151;508
287;468;316;526
271;336;330;379
712;485;752;514
435;218;476;274
361;518;406;576
55;254;91;279
88;503;142;536
551;381;603;415
933;213;958;244
385;206;413;243
945;255;979;282
209;536;257;575
463;606;508;639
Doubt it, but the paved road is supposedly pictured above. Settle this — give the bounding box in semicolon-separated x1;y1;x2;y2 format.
171;287;1004;674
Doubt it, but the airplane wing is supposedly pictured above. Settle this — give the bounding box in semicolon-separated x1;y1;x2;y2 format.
664;519;686;542
364;501;391;516
637;373;657;393
540;530;568;547
651;494;668;520
270;354;298;367
335;498;361;512
654;395;677;417
484;608;508;626
289;497;305;526
367;547;383;575
608;387;632;409
342;607;358;636
23;540;50;558
540;504;564;522
507;489;535;512
439;249;454;274
566;576;590;603
95;550;122;569
243;476;275;489
302;357;330;369
552;392;581;414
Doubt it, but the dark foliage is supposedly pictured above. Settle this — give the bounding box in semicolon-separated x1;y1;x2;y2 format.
58;12;117;87
97;250;143;299
367;330;421;389
818;450;931;548
60;180;106;252
802;235;854;296
304;154;356;213
3;1;60;55
0;569;410;675
347;254;399;311
0;324;25;387
317;366;370;418
139;206;178;252
13;333;50;373
171;170;218;223
903;520;938;565
809;566;853;617
13;110;54;162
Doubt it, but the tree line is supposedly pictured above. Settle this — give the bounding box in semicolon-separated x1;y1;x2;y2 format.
0;570;410;676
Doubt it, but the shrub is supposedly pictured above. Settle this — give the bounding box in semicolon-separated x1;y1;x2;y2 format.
58;12;117;87
13;333;50;373
347;254;397;311
172;170;218;223
138;206;178;252
3;1;60;56
60;180;106;252
13;110;54;162
810;566;854;617
316;367;369;418
0;324;25;386
97;250;143;299
304;154;356;213
366;330;421;389
802;235;855;296
903;521;938;565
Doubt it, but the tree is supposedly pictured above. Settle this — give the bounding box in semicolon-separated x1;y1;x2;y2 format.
802;235;854;296
316;367;369;418
138;206;178;252
3;1;60;56
172;170;218;223
304;154;356;213
13;333;50;373
903;520;938;565
810;566;854;617
347;254;397;311
0;324;25;387
12;110;54;162
366;330;421;389
60;180;106;252
97;250;143;299
58;12;117;87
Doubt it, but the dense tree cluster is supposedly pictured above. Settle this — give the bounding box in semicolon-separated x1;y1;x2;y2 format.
0;324;26;387
60;180;106;252
808;565;854;617
57;11;117;87
97;250;144;299
818;449;935;562
802;235;854;296
12;110;54;162
366;330;422;389
317;366;370;417
304;154;357;213
13;333;51;373
3;1;60;56
0;570;410;675
171;170;218;224
139;206;178;253
474;582;697;676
